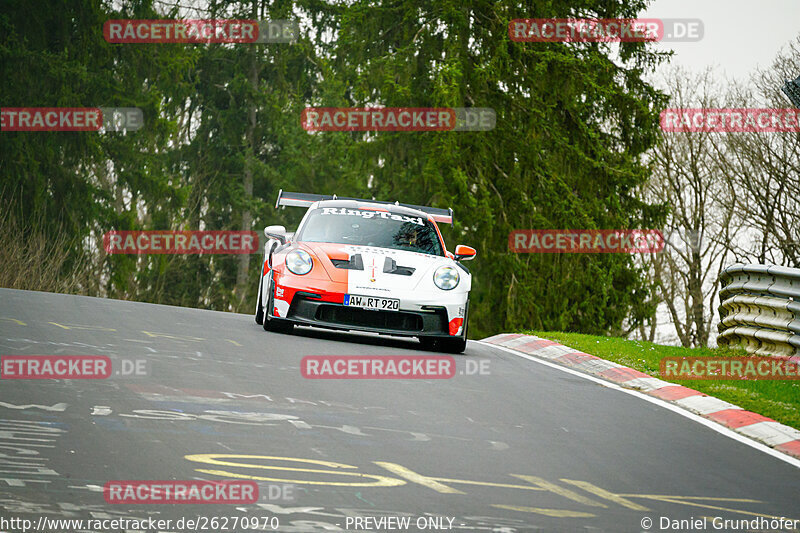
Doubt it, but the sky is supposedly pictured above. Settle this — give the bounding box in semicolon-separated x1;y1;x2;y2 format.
643;0;799;84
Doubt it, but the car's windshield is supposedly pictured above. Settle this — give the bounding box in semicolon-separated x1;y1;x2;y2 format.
298;207;444;256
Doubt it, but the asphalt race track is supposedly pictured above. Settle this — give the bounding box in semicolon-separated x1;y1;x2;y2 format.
1;288;799;533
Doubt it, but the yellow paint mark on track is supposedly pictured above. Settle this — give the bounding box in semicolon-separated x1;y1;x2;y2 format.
0;318;26;326
374;462;465;494
622;495;759;503
512;475;606;507
492;504;595;518
560;479;649;511
182;453;782;520
47;322;116;331
185;454;405;488
424;477;546;491
142;331;204;341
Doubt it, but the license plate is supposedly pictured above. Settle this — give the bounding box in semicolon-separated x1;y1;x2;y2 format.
344;294;400;311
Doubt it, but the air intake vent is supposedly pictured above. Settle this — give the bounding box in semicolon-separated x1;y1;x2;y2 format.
331;254;364;270
383;257;415;276
316;305;423;331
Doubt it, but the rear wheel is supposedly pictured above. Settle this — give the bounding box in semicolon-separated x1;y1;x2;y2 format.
263;277;294;334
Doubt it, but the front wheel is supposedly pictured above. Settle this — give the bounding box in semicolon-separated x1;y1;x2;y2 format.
420;303;469;354
262;277;294;334
255;269;265;325
439;336;467;354
419;336;467;354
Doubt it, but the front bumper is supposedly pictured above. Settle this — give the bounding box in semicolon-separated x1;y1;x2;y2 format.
286;294;452;337
270;276;466;337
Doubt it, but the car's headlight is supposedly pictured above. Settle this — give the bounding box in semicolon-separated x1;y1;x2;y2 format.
433;265;460;290
286;249;313;275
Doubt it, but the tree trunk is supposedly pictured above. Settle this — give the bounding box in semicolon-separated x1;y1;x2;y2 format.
235;0;259;310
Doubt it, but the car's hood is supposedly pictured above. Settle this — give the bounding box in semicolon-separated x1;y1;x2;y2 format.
303;242;450;292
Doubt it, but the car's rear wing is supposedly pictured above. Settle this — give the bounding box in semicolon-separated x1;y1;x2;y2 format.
275;190;454;224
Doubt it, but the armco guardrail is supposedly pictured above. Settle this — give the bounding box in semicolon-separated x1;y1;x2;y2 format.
717;264;800;358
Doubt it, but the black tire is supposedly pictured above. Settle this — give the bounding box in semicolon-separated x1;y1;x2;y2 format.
420;302;469;354
254;269;265;325
262;277;294;334
419;337;437;351
439;336;467;354
419;336;467;354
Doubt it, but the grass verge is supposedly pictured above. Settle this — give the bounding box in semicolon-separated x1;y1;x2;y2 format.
524;331;800;432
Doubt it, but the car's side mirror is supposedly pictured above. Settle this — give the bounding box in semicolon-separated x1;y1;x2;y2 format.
454;244;476;261
264;225;287;244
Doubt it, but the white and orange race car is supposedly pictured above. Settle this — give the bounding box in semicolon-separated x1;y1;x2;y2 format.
254;191;476;353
